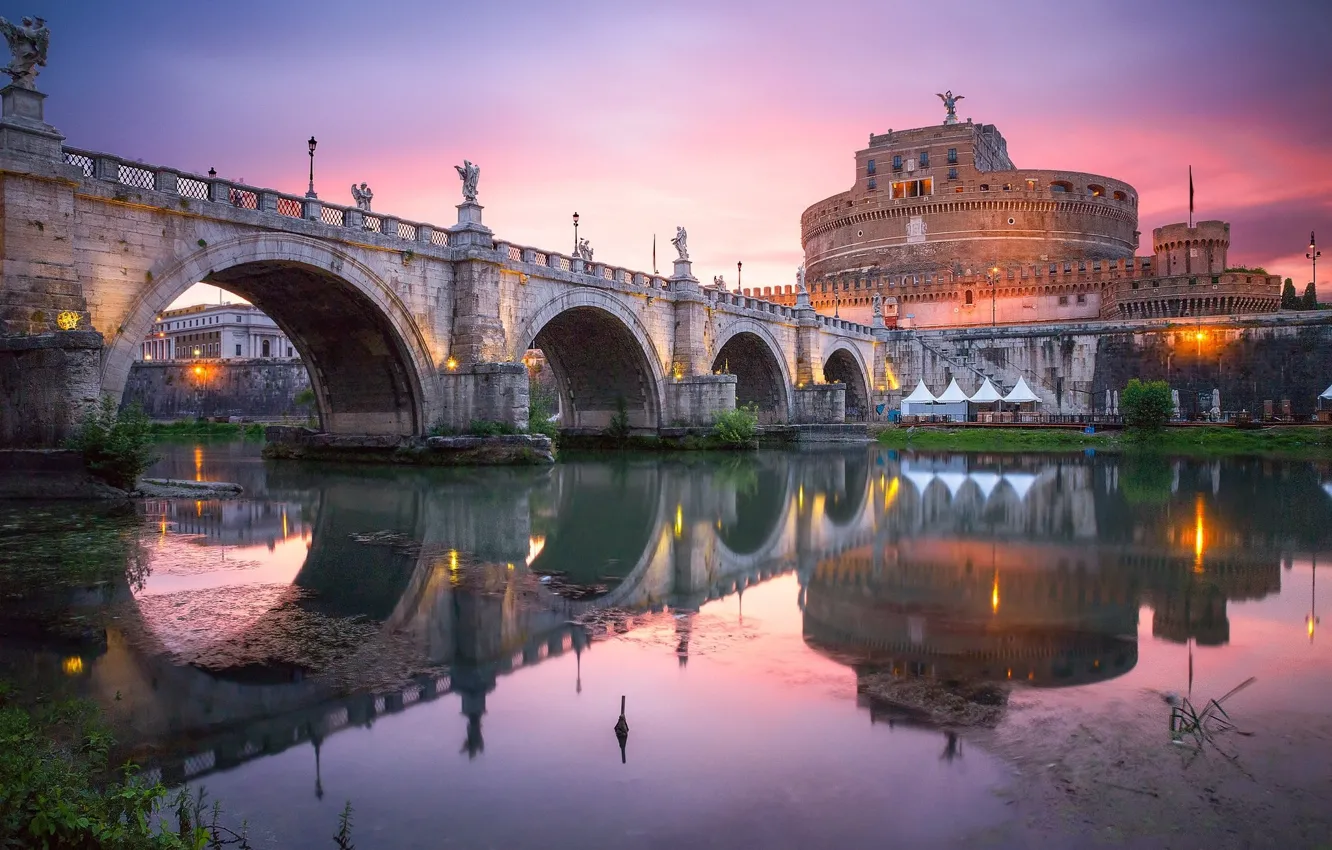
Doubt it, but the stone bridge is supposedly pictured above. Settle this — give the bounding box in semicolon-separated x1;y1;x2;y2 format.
0;87;884;445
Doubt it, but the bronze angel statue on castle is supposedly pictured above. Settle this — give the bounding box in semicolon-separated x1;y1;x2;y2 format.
936;90;963;125
0;15;49;90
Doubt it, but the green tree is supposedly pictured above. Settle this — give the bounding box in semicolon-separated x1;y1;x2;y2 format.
1281;278;1299;310
1302;282;1318;310
528;377;559;439
1120;378;1173;431
65;396;157;491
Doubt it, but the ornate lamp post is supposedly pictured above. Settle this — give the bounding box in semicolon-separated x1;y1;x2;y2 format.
1308;231;1321;304
572;212;580;255
737;261;743;291
305;136;317;198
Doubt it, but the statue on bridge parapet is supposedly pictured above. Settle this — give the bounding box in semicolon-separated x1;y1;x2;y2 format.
350;182;373;211
454;160;480;203
872;293;883;323
0;15;48;90
576;238;593;262
712;275;727;291
794;265;812;310
671;226;688;261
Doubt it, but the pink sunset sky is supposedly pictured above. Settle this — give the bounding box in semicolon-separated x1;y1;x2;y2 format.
36;0;1332;308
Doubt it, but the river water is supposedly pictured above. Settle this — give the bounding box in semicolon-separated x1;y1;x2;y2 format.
2;442;1331;848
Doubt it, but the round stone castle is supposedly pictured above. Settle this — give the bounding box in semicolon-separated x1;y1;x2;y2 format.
744;98;1280;328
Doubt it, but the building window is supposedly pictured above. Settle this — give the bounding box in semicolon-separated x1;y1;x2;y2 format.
947;148;957;164
235;315;243;322
287;347;293;357
979;184;989;191
965;289;974;305
892;155;902;171
947;167;958;180
1050;181;1073;193
1088;184;1106;197
235;344;242;356
919;152;929;167
1058;295;1069;306
890;178;933;199
262;339;270;357
866;159;876;175
1026;179;1037;190
867;177;877;190
1076;293;1087;304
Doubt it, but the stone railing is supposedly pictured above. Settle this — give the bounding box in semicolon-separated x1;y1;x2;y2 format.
497;240;672;291
62;147;450;249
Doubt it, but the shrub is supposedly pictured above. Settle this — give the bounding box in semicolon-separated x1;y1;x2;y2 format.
711;403;760;445
528;380;559;439
65;396;156;491
1281;278;1299;310
467;419;518;436
606;397;631;442
1120;378;1173;431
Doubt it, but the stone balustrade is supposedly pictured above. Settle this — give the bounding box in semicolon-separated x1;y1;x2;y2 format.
62;147;451;249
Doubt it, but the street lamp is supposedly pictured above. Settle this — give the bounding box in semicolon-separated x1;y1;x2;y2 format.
1308;231;1321;304
572;211;580;255
986;264;1000;326
737;261;743;292
305;136;317;199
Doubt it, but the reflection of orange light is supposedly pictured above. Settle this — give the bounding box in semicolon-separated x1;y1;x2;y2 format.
884;476;900;509
192;365;204;377
193;445;203;482
1193;495;1205;573
992;574;1000;613
674;504;683;538
62;656;84;676
281;508;288;540
1195;332;1206;342
526;535;546;566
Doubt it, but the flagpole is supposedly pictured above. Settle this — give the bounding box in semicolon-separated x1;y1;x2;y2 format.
1188;165;1194;229
652;234;657;275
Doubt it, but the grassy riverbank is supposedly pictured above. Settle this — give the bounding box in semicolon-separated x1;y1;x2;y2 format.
874;425;1332;458
147;420;267;439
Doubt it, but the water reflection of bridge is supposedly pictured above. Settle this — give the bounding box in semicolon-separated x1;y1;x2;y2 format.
59;447;1326;785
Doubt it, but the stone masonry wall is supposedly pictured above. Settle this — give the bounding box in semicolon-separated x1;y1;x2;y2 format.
121;359;311;421
0;331;103;447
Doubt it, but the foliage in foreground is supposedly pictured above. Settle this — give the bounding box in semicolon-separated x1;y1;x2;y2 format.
528;379;559;440
711;404;760;445
874;425;1332;459
65;397;157;491
1120;378;1173;431
0;681;354;849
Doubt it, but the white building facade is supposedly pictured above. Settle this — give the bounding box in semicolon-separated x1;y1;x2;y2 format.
138;303;299;362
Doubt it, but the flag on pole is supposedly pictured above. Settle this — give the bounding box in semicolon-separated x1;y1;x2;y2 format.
1188;166;1194;227
652;234;657;274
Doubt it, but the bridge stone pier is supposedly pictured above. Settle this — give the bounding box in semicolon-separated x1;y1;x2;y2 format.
0;82;883;446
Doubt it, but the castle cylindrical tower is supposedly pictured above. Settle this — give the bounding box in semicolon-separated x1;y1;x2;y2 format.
1152;221;1230;277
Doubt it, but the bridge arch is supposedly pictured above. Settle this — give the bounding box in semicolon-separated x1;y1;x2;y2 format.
822;342;871;420
513;291;666;430
102;234;436;435
710;320;793;424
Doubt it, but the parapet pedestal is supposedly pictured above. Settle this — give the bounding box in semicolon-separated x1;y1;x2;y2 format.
0;85;64;161
448;201;493;249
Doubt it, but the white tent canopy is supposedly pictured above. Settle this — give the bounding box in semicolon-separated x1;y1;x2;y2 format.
902;380;937;404
935;378;970;403
969;378;1004;404
1003;376;1041;404
1320;382;1332;400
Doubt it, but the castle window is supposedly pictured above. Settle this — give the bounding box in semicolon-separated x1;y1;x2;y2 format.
867;177;876;190
919;151;929;167
1131;282;1139;290
1113;190;1127;201
947;148;957;164
1050;181;1073;193
1003;183;1012;191
1088;184;1106;197
948;167;958;180
965;290;974;305
867;159;876;175
979;184;989;191
1059;296;1069;306
1026;179;1037;190
892;155;902;171
890;178;933;199
1077;293;1087;304
235;344;242;356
